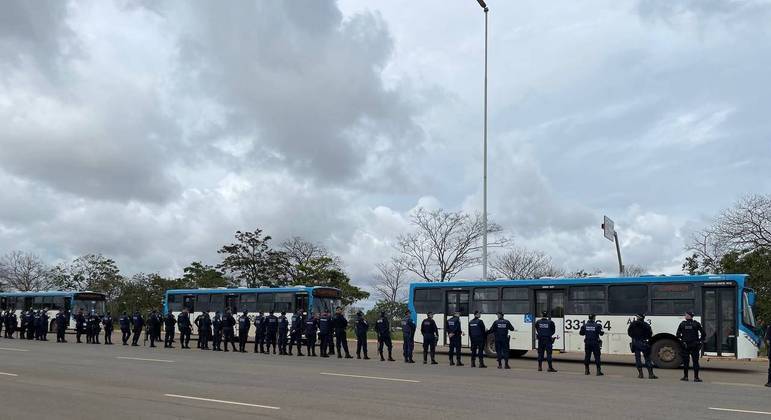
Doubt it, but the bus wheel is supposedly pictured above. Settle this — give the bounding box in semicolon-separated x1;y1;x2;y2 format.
508;350;528;358
650;338;682;369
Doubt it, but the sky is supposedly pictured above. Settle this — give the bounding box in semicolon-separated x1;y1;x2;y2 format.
1;0;770;296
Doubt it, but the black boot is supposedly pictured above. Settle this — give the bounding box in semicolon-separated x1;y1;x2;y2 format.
648;368;658;379
471;359;476;368
380;352;385;362
431;358;438;365
504;361;510;369
585;365;590;375
637;368;644;379
450;359;455;366
498;361;502;369
479;361;487;368
457;357;464;367
547;365;557;373
596;367;604;376
538;364;542;372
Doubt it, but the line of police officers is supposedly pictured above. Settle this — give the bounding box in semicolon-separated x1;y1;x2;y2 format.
2;306;769;385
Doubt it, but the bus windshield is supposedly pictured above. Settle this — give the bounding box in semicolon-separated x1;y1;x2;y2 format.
312;297;341;315
742;290;757;328
73;299;106;315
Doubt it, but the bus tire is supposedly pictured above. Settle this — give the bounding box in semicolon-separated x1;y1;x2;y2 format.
508;349;528;358
650;338;682;369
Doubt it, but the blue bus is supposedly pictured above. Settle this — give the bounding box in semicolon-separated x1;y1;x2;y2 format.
408;274;760;368
0;290;107;331
163;286;342;337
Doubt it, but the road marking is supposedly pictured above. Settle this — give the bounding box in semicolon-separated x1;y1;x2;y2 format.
164;394;279;410
320;372;420;383
711;381;765;388
116;356;175;363
0;372;19;377
709;408;771;416
0;347;29;352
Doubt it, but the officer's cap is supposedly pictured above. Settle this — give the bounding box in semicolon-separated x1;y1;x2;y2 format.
541;311;548;317
636;313;645;319
473;310;479;315
685;310;695;317
588;313;596;319
427;311;434;315
496;311;503;316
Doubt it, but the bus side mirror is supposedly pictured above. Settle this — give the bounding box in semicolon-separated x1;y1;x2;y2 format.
747;291;756;306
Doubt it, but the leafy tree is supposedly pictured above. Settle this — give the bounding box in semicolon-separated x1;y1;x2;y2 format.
289;256;368;306
181;261;230;288
217;229;290;287
719;249;771;324
364;300;408;332
51;254;124;301
113;273;187;315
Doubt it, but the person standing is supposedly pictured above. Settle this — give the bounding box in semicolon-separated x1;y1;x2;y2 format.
265;310;279;354
119;312;131;345
40;309;49;341
178;308;192;350
89;311;101;344
628;313;657;379
288;309;304;356
354;311;369;359
26;310;35;340
676;311;706;382
468;311;487;368
402;310;416;363
164;312;176;348
489;312;515;369
8;310;18;339
74;309;86;343
212;311;223;351
318;310;332;358
446;311;463;366
333;307;353;359
238;310;251;353
222;309;237;352
131;310;144;346
421;312;439;365
579;313;604;376
55;309;68;343
305;313;319;356
194;312;205;349
375;311;395;362
146;310;160;347
535;311;557;372
278;311;289;355
199;312;212;350
102;311;113;345
253;312;266;354
33;310;43;341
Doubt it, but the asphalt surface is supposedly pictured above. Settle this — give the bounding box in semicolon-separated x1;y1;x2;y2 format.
0;334;768;420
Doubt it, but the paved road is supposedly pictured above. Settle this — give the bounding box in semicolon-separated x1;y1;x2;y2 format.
0;336;768;420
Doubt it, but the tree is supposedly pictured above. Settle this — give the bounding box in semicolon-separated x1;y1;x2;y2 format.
364;300;408;332
217;229;290;288
281;237;342;282
51;254;124;301
181;261;230;288
396;207;507;282
113;273;187;315
720;248;771;323
0;251;52;291
373;260;408;303
286;255;369;306
491;246;563;279
623;264;648;277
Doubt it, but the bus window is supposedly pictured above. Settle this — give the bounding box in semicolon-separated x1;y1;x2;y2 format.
167;294;183;312
182;295;195;312
240;293;257;312
501;287;529;313
742;290;757;328
650;284;694;315
196;294;211;313
608;285;648;315
274;293;293;313
295;293;309;313
567;286;606;314
472;288;498;313
413;288;443;313
257;294;274;313
209;294;224;313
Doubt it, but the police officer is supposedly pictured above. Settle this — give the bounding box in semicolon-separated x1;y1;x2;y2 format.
628;313;657;379
102;311;113;345
147;310;161;347
74;308;86;343
446;311;463;366
421;312;439;364
535;311;557;372
131;310;144;346
579;313;604;376
212;311;223;351
333;307;353;359
163;312;176;348
40;309;49;341
278;311;289;355
0;310;4;338
765;322;770;387
222;309;237;352
376;311;395;362
119;311;131;345
402;310;416;363
354;311;369;359
489;312;515;369
676;311;706;382
305;313;319;356
317;309;332;358
194;312;205;349
7;310;18;339
55;308;68;343
19;310;27;340
199;312;212;350
26;310;35;340
89;311;101;344
468;310;487;368
265;310;279;354
33;310;43;340
178;308;192;349
253;311;266;354
238;310;251;353
288;309;304;356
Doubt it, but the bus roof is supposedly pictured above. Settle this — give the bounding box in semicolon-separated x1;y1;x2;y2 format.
0;291;103;297
408;274;748;290
165;286;339;295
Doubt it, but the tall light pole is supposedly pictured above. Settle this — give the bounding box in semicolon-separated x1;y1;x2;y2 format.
476;0;489;280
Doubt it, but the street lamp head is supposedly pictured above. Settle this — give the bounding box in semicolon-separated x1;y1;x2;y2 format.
476;0;489;12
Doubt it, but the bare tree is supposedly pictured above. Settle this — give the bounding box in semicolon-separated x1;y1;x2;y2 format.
491;246;563;279
396;208;507;282
373;260;408;303
623;264;648;277
281;236;342;282
0;251;52;291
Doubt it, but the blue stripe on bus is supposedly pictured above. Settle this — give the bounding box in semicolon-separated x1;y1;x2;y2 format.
0;291;79;297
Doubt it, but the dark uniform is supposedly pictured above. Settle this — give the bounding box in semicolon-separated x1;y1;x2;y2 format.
375;313;394;361
164;313;176;348
131;311;144;346
579;316;604;376
468;314;487;368
253;313;266;354
7;311;18;338
627;315;657;379
535;314;556;372
354;313;369;359
238;312;251;353
288;311;304;356
278;313;289;355
88;313;101;344
304;316;319;356
421;315;439;364
222;311;237;352
199;313;212;350
402;314;416;364
55;311;68;343
676;313;706;382
102;313;113;344
40;311;49;341
489;316;515;369
0;311;4;338
178;311;192;349
26;311;34;340
265;312;279;354
333;311;352;359
119;312;131;345
318;312;332;358
33;311;43;340
194;314;205;349
446;314;463;366
147;311;160;347
212;313;223;351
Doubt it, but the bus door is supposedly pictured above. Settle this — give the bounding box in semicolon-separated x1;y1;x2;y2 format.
445;290;470;346
295;293;308;314
702;287;736;356
224;294;238;313
534;289;565;351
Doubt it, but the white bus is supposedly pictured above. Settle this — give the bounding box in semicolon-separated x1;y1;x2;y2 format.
408;274;760;368
0;291;107;331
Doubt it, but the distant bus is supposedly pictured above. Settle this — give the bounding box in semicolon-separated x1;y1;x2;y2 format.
408;274;760;368
163;286;342;337
0;291;107;331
